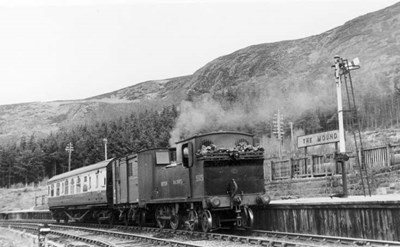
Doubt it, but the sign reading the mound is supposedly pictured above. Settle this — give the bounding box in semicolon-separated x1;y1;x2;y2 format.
297;130;339;148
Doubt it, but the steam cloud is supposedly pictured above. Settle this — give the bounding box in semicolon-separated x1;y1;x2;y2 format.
168;86;330;146
169;96;253;145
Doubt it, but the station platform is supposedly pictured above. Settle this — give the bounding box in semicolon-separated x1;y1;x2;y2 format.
270;194;400;206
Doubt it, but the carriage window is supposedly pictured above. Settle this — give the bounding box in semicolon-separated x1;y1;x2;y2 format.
70;179;75;194
128;161;133;177
96;174;99;188
48;185;50;196
83;176;88;192
97;170;105;188
56;183;60;196
50;184;54;197
76;176;81;193
65;180;69;195
89;176;92;190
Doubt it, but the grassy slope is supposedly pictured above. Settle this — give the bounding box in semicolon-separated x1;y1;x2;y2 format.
0;185;48;212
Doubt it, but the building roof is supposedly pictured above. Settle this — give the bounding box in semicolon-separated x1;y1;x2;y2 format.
47;158;114;183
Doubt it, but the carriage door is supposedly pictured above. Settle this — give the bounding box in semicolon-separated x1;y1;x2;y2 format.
119;159;129;203
127;155;139;203
112;160;121;204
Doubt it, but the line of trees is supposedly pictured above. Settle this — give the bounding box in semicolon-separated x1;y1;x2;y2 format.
0;106;178;188
359;93;400;129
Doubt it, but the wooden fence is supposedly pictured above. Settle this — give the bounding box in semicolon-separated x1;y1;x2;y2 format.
253;201;400;241
270;155;340;180
269;143;400;181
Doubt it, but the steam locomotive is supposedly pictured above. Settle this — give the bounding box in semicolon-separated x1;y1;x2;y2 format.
47;131;270;232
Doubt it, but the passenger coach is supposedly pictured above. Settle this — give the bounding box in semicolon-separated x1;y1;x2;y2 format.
47;159;112;223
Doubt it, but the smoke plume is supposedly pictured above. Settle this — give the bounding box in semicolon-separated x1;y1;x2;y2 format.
168;85;331;146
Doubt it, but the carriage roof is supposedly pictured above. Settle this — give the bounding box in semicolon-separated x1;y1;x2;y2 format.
47;158;114;183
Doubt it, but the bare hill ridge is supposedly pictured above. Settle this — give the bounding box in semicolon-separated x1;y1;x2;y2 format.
1;2;399;143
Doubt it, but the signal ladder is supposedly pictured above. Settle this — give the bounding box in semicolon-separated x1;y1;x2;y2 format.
337;57;371;196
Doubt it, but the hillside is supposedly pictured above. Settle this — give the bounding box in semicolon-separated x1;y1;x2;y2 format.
0;76;191;144
189;2;399;108
0;2;399;144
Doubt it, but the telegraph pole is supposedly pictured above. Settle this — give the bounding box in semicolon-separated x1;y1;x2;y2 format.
103;138;108;160
65;143;74;171
8;162;11;188
290;122;294;154
273;109;284;159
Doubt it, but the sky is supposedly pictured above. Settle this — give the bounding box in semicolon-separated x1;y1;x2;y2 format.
0;0;398;105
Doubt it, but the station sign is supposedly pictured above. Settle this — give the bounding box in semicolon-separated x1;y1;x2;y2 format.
297;130;339;148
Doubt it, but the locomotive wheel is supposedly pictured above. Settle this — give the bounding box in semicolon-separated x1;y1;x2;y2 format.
185;210;198;231
169;207;180;230
155;206;167;229
201;210;212;233
241;207;254;229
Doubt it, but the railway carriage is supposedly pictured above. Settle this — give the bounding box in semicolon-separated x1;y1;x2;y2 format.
48;159;112;223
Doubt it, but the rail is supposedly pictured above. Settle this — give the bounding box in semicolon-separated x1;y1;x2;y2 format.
1;221;204;247
252;230;400;246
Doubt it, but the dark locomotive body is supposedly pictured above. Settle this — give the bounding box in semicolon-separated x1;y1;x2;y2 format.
47;132;270;231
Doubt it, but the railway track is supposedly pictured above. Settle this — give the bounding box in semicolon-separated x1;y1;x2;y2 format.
3;220;400;246
51;223;308;247
0;222;204;247
53;222;400;246
251;230;400;246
